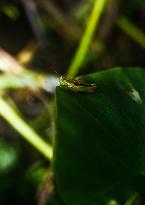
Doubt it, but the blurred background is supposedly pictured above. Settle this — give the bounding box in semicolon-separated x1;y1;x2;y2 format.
0;0;145;204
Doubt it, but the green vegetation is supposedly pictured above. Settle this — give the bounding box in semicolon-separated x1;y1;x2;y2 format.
55;67;145;205
0;0;145;204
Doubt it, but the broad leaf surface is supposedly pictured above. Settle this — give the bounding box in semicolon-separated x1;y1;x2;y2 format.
54;67;145;205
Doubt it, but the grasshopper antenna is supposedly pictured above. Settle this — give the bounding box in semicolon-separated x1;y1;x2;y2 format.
49;68;60;77
54;69;59;76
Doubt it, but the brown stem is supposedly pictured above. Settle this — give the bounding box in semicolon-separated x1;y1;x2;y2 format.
20;0;46;44
98;0;121;41
35;0;81;42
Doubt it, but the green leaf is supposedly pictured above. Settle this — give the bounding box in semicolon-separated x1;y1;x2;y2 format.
0;140;18;175
124;193;139;205
54;67;145;205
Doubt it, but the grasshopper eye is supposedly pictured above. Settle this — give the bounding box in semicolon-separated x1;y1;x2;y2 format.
59;76;63;83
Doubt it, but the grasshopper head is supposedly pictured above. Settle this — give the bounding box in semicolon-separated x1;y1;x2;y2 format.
59;76;67;86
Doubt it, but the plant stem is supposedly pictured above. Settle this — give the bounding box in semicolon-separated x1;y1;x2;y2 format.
124;193;138;205
117;16;145;50
0;97;53;160
38;0;81;41
67;0;108;77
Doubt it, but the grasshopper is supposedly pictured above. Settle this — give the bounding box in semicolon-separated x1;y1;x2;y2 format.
59;76;96;92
